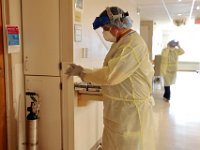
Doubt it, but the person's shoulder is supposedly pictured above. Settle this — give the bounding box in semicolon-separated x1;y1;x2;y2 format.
118;31;137;44
162;47;169;52
161;47;169;55
163;47;172;52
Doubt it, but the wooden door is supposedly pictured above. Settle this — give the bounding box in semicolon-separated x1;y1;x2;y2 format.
25;76;62;150
22;0;60;76
140;20;153;61
0;0;7;149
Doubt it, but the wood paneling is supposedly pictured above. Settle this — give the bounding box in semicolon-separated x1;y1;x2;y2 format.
0;0;7;149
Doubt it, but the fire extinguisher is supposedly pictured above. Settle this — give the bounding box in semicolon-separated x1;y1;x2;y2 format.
26;92;40;150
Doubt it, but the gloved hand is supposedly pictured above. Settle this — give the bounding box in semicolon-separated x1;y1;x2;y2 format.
65;64;83;76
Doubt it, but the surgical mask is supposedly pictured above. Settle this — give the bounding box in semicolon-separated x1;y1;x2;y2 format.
102;30;117;42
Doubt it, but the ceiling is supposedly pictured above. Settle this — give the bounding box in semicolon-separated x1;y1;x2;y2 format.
138;0;200;26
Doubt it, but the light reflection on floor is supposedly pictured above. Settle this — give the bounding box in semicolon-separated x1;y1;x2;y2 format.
153;72;200;150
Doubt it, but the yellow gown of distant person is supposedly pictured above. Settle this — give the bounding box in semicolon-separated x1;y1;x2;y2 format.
160;46;185;86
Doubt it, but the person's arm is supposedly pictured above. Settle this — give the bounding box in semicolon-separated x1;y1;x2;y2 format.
176;43;185;55
177;48;184;55
83;44;147;85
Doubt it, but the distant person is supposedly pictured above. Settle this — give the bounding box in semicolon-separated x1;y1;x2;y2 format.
160;40;185;102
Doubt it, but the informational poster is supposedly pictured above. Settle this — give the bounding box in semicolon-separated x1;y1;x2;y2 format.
75;0;83;10
74;0;83;24
74;24;82;42
75;10;82;23
6;25;21;53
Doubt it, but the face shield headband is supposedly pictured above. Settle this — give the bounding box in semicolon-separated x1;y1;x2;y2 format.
93;16;110;30
93;7;129;30
106;7;129;22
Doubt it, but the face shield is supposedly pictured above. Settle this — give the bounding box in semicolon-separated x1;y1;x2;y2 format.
95;27;112;50
93;16;110;30
93;7;132;30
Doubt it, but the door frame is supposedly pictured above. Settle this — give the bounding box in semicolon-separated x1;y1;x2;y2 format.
1;0;16;149
0;0;7;149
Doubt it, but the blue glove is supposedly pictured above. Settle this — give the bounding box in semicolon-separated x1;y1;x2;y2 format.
65;64;83;76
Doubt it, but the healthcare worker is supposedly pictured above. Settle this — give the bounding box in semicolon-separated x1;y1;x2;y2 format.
66;6;156;150
160;40;185;102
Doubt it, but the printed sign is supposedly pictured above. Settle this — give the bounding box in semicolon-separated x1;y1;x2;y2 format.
74;24;82;42
6;25;21;53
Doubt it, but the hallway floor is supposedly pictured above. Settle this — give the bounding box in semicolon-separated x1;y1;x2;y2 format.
153;72;200;150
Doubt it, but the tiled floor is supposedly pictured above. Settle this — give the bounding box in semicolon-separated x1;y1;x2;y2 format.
153;72;200;150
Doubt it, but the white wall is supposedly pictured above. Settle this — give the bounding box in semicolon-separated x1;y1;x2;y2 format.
152;24;163;59
162;25;200;62
152;23;200;63
73;0;140;150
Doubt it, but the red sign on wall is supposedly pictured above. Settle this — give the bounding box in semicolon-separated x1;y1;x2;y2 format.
195;17;200;24
6;25;20;53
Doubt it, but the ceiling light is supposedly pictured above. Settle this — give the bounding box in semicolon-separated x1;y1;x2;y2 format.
173;17;187;26
197;6;200;10
178;14;182;16
178;0;182;2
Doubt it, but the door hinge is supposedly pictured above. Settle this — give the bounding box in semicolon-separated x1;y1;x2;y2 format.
60;82;62;90
59;62;62;70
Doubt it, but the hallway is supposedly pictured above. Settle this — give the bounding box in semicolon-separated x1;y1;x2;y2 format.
153;72;200;150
